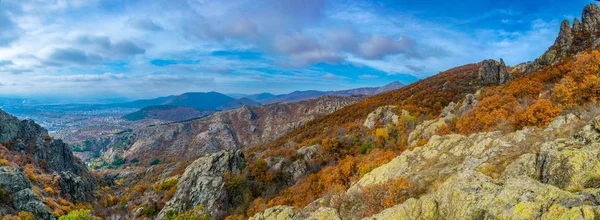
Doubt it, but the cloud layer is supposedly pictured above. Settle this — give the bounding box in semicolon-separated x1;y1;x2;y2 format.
0;0;593;101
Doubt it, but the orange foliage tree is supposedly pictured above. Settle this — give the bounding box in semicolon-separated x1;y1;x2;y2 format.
517;99;562;127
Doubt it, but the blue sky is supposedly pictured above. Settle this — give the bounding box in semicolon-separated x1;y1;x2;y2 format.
0;0;596;101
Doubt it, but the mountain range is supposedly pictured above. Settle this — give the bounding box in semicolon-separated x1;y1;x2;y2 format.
122;81;404;121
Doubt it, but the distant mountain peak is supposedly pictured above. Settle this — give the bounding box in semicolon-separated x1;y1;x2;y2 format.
375;81;405;94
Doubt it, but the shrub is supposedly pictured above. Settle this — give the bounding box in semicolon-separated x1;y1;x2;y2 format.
154;178;179;192
44;187;55;195
0;188;8;204
165;205;210;220
322;138;339;153
0;159;8;166
133;184;148;193
150;159;160;166
111;155;126;167
24;164;38;182
130;158;139;164
517;99;562;128
59;209;92;220
18;211;34;220
361;178;413;216
142;205;158;218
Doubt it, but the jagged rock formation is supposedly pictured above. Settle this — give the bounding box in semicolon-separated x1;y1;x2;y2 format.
478;59;511;85
363;106;407;129
157;151;246;219
583;4;600;32
458;92;479;114
526;4;600;73
407;115;452;146
90;96;360;166
268;144;321;186
0;109;96;218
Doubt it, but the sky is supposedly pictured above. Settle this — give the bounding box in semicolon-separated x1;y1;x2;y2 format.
0;0;597;102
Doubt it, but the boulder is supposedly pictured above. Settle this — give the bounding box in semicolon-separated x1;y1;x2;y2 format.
306;207;342;220
249;206;298;220
478;59;511;85
545;113;579;131
363;106;405;129
458;93;479;115
439;102;457;117
157;151;246;219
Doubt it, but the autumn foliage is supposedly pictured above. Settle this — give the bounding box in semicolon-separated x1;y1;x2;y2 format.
456;51;600;134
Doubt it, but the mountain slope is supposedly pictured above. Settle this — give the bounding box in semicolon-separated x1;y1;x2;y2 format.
162;92;235;110
258;81;405;105
243;93;277;102
242;4;600;219
107;95;175;108
121;105;216;121
0;109;96;218
217;98;261;110
88;96;362;166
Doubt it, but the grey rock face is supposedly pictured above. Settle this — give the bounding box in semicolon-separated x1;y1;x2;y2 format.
59;171;95;203
458;93;479;115
478;59;511;85
249;206;299;220
157;151;246;219
555;20;573;56
363;106;403;129
0;167;53;219
574;18;583;33
0;109;95;203
583;4;600;32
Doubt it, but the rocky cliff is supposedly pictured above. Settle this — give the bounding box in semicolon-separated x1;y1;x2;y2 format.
157;151;246;219
0;109;96;218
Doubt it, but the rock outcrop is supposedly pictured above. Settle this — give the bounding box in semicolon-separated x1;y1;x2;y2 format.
478;59;511;85
583;4;600;32
365;171;599;220
157;151;246;219
363;106;407;129
0;108;95;218
364;114;600;219
249;206;299;220
525;4;600;74
0;167;53;219
269;144;321;185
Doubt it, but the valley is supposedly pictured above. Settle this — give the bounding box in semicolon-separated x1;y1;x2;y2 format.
2;1;600;220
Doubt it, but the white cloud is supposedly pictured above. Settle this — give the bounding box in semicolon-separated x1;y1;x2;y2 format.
32;72;125;82
359;74;378;79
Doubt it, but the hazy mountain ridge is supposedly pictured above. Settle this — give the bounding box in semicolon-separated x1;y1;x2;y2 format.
79;95;362;167
121;81;404;122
